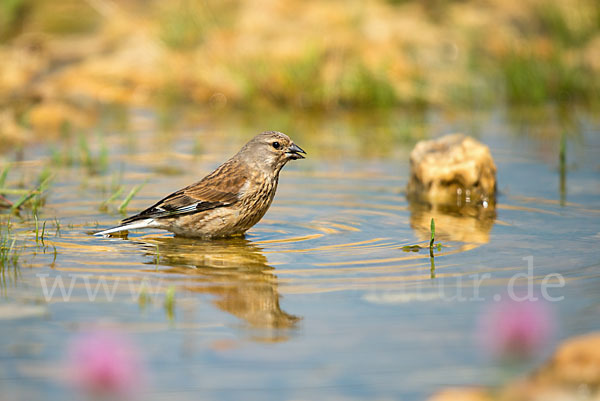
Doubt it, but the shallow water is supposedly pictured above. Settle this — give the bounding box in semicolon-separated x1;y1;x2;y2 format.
1;107;599;401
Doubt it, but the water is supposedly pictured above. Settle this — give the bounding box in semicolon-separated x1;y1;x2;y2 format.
1;107;599;401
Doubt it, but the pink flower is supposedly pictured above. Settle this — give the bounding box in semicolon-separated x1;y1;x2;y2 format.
67;330;144;399
478;297;554;360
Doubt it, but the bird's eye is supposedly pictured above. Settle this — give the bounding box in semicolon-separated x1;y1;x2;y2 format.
272;141;280;150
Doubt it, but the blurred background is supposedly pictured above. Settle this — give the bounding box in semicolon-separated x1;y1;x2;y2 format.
1;0;599;146
1;1;600;401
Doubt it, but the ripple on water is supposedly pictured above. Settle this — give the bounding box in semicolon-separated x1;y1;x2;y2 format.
3;141;600;339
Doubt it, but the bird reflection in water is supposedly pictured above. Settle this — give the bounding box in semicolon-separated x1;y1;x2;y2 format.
135;236;300;340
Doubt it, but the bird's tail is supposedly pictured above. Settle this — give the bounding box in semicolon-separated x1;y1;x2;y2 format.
94;218;156;237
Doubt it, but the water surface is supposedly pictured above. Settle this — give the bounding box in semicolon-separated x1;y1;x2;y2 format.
1;107;599;401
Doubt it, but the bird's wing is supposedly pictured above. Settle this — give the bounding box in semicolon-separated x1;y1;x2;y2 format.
121;160;247;224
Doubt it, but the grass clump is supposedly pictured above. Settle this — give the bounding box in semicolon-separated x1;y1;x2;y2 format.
532;1;599;48
489;0;600;106
338;62;398;108
0;166;14;208
79;133;109;175
10;169;52;213
278;51;324;108
0;218;20;283
50;132;109;175
498;47;597;105
241;50;324;109
244;53;399;109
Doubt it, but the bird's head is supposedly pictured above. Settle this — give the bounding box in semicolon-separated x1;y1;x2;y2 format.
240;131;306;173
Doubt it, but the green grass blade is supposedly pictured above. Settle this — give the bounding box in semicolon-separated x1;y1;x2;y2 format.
34;214;39;244
118;182;145;213
11;174;53;212
102;186;124;206
0;166;9;188
12;192;35;211
429;217;435;250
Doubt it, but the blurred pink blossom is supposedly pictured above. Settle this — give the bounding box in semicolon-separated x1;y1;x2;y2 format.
67;330;144;399
478;297;554;360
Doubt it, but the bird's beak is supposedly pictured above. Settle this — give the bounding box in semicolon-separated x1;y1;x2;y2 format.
286;143;306;160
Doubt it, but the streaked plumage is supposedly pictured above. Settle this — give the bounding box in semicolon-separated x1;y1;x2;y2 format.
95;131;305;238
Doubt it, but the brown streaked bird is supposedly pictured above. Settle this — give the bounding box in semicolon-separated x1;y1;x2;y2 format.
95;131;306;238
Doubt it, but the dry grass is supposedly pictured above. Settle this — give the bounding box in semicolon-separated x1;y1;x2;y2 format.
0;0;599;145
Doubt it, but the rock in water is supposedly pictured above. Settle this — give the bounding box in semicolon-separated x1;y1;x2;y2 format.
427;332;600;401
407;134;496;207
533;332;600;388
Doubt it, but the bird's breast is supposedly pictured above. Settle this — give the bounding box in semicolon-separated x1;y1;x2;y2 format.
236;175;279;227
240;175;278;209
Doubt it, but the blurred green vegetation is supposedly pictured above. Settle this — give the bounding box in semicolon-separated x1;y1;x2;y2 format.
484;0;600;105
0;0;599;146
498;48;594;105
158;0;209;50
534;1;599;47
338;61;399;108
0;0;26;40
0;0;100;38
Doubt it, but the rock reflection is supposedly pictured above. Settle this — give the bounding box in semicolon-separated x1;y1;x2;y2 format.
408;200;496;244
136;236;299;337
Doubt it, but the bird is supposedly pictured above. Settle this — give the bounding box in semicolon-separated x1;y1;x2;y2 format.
95;131;306;238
